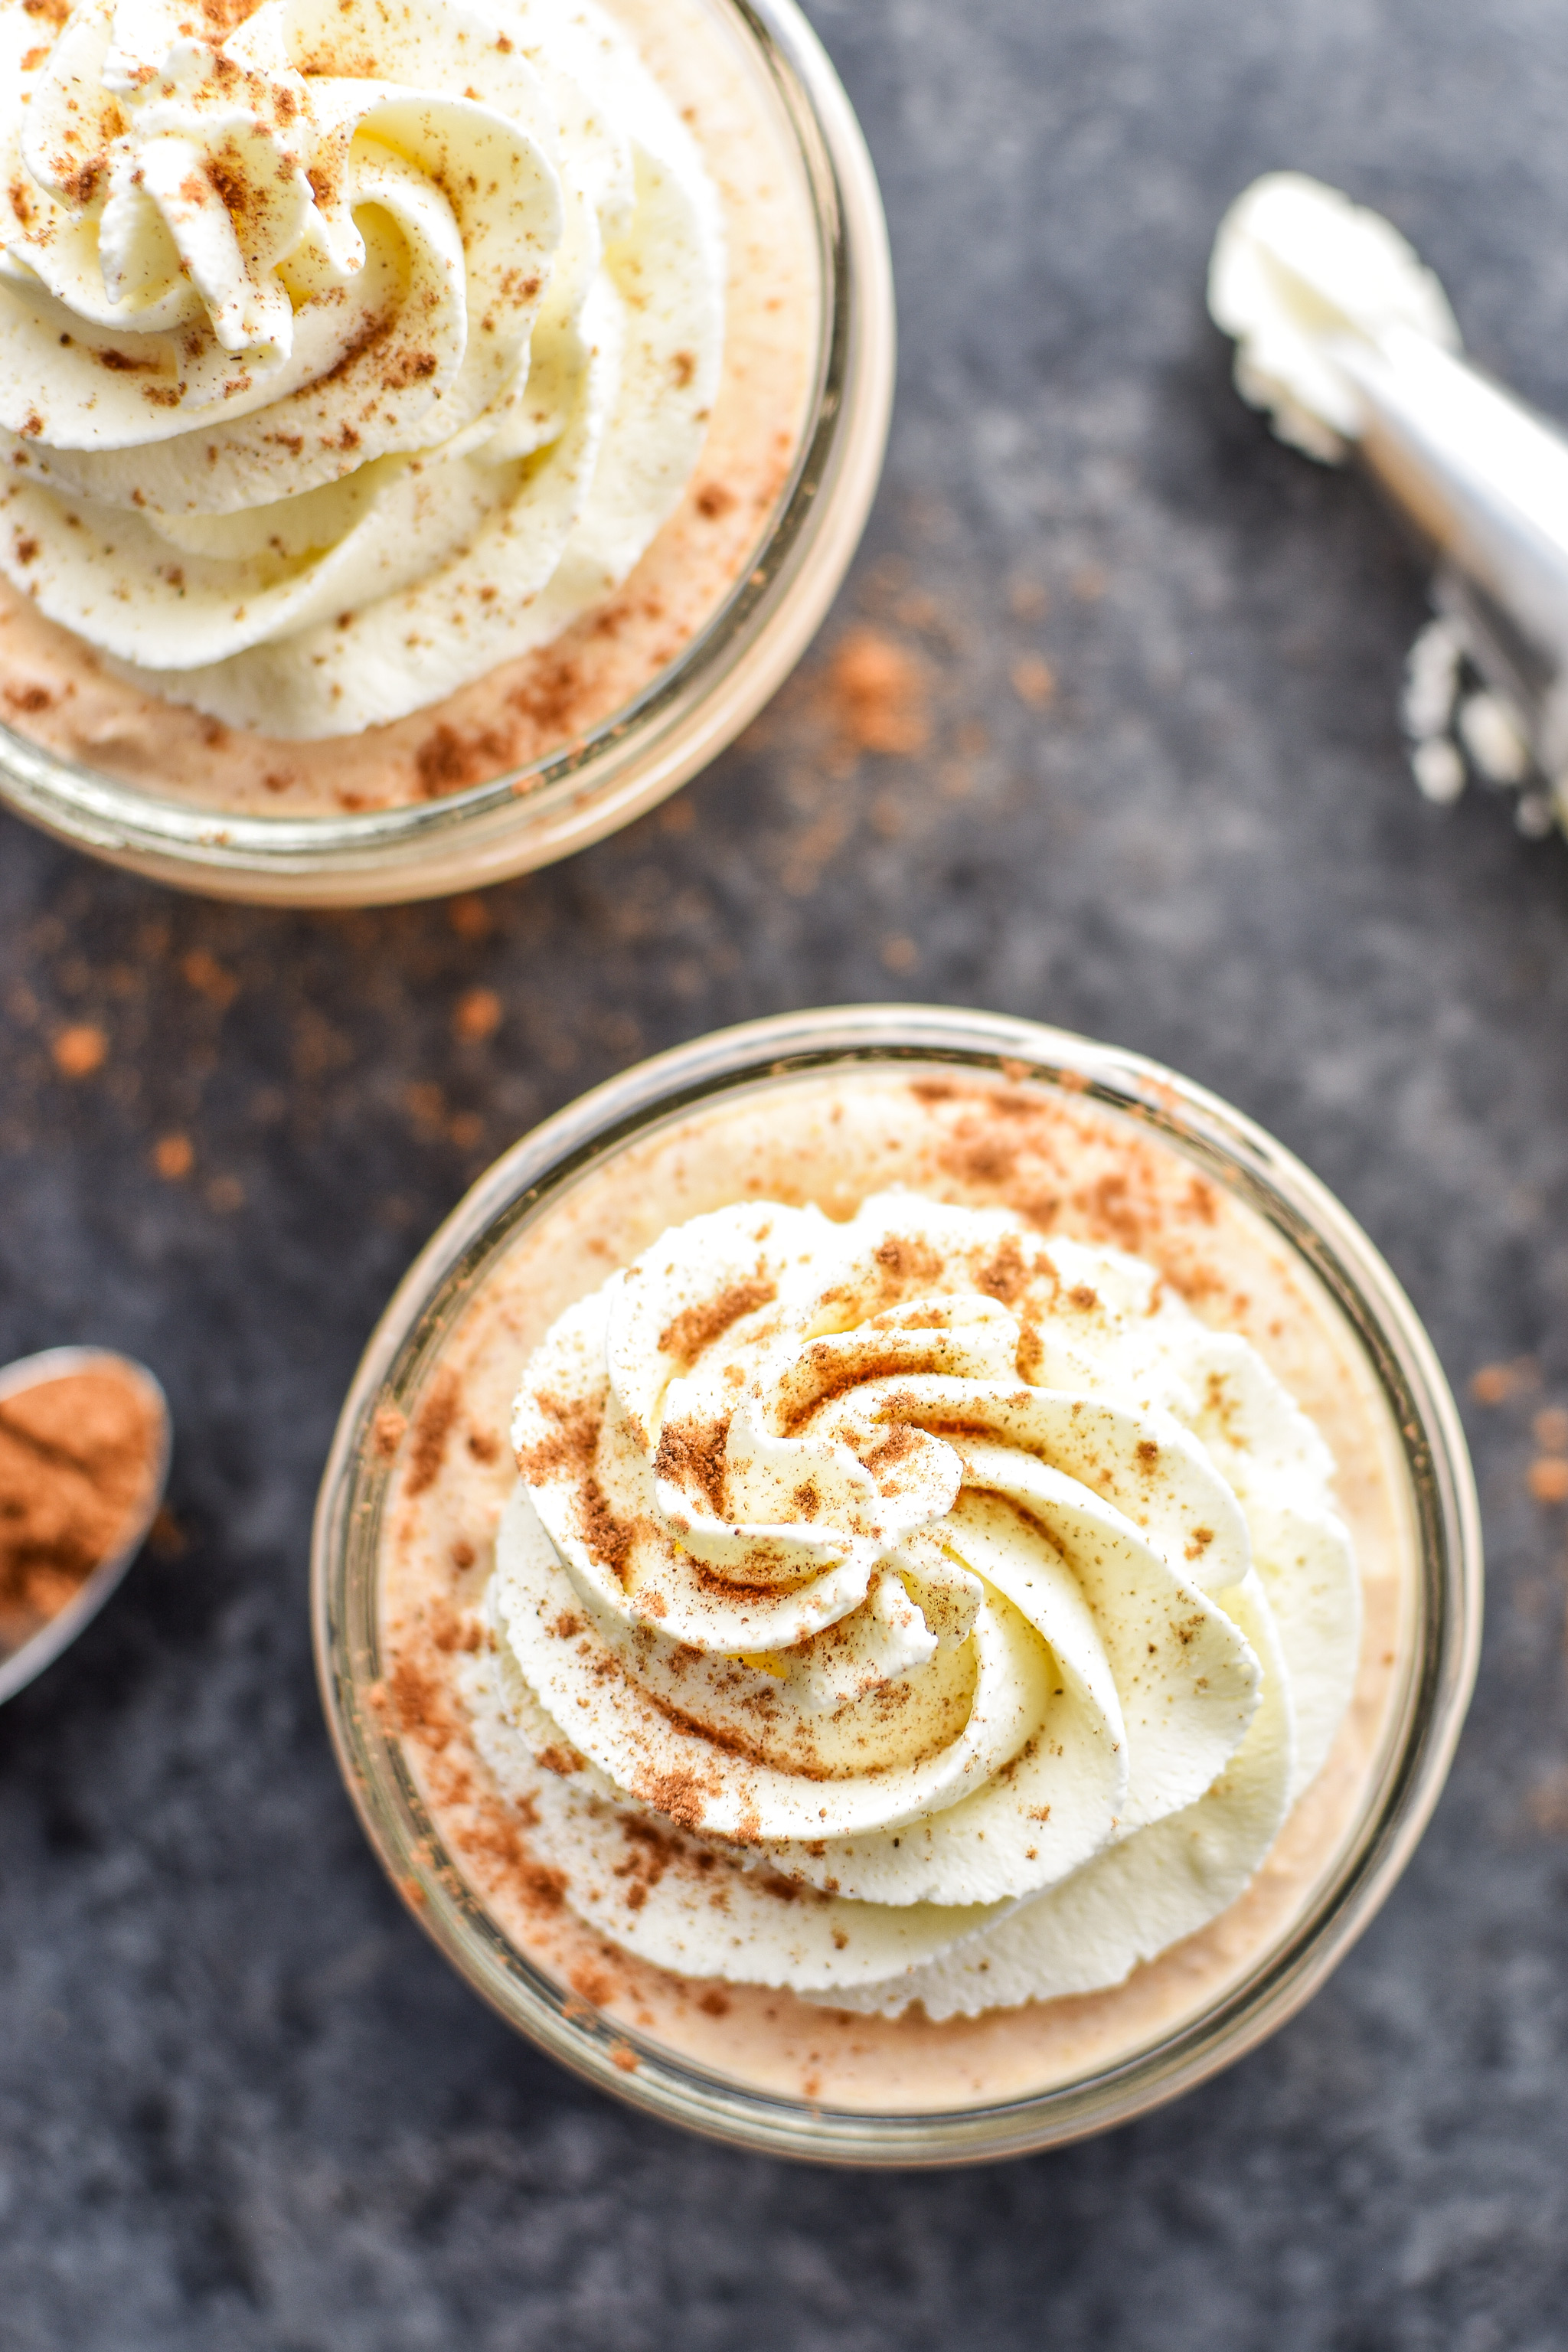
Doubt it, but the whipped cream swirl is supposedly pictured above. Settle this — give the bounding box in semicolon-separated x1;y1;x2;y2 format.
0;0;723;735
472;1194;1360;2017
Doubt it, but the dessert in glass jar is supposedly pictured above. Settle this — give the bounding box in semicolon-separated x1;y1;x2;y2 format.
0;0;890;900
315;1008;1480;2162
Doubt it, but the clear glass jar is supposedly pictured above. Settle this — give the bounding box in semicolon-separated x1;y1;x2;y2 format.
0;0;893;907
313;1008;1481;2163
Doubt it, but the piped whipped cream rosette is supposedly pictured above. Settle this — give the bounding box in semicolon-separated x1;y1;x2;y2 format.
466;1193;1361;2018
0;0;723;736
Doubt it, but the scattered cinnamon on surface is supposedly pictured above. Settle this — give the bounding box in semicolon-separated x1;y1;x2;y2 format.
0;1365;163;1654
153;1134;193;1181
453;987;502;1044
446;893;492;942
1472;1357;1538;1405
1010;653;1056;710
1527;1458;1568;1505
827;628;929;756
51;1023;106;1078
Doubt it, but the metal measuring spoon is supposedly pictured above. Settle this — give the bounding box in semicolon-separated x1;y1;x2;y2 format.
0;1347;172;1706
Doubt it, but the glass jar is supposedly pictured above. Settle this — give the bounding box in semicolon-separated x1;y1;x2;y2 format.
0;0;893;908
313;1007;1481;2162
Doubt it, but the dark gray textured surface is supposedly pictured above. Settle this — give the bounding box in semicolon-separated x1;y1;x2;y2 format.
2;0;1568;2342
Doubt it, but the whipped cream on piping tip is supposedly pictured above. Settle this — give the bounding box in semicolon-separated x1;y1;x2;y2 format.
0;0;724;738
1210;172;1568;825
465;1192;1360;2019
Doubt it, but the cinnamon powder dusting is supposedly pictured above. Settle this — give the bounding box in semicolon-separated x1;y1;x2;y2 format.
658;1276;776;1364
577;1477;638;1578
652;1413;730;1514
515;1390;599;1484
387;1656;454;1752
825;629;930;755
0;1365;162;1651
405;1373;460;1497
635;1766;712;1833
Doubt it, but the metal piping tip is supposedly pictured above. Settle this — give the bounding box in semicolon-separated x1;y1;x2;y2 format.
1334;326;1568;798
1209;173;1568;829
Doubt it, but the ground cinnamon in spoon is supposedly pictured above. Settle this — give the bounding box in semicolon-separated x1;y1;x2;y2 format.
0;1367;163;1653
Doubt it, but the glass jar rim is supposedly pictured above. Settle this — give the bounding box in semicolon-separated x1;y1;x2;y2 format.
0;0;893;905
312;1005;1482;2165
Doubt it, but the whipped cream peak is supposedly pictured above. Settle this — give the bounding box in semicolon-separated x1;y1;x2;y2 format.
88;2;371;364
0;0;724;733
475;1191;1362;2013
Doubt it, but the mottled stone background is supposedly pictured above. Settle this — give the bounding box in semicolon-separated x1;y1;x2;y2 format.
3;0;1568;2344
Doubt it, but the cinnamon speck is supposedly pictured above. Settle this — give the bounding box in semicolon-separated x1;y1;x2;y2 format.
659;1278;776;1364
1527;1458;1568;1505
373;1405;407;1461
1526;1765;1568;1836
635;1767;710;1833
826;628;929;756
1533;1407;1568;1455
454;986;501;1043
181;948;238;1008
405;1374;459;1498
446;893;492;941
1472;1359;1537;1405
51;1024;106;1078
1011;654;1055;709
152;1134;193;1181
